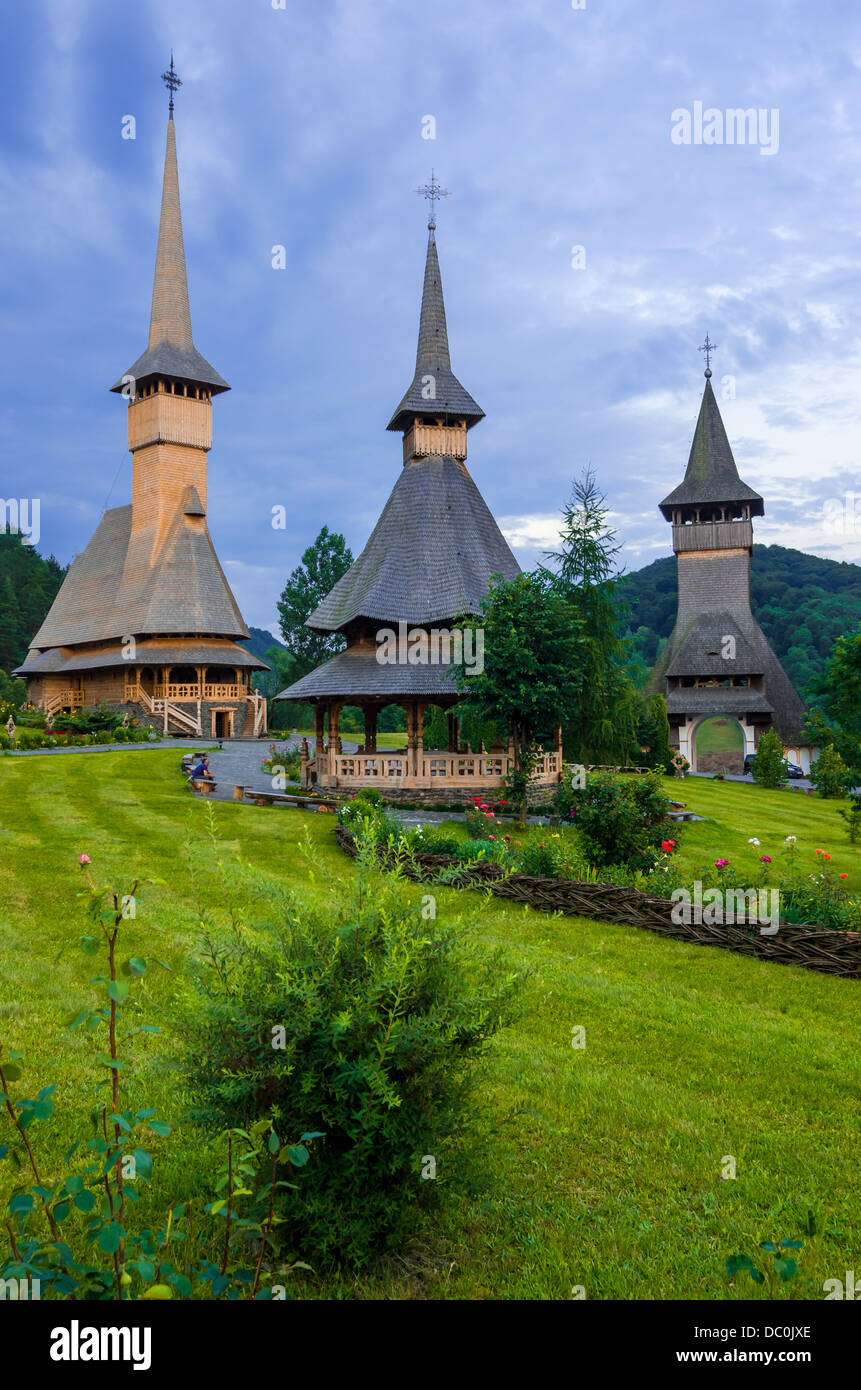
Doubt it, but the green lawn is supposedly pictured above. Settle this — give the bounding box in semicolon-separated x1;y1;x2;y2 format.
285;729;407;750
695;717;743;754
0;751;858;1300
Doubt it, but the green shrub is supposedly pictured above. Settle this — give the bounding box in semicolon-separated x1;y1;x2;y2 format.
839;794;861;844
751;728;787;789
355;786;382;807
809;745;851;799
518;837;561;877
337;797;402;842
573;772;673;869
179;853;521;1267
413;828;464;856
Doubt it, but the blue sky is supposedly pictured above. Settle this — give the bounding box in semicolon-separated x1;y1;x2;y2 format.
2;0;860;637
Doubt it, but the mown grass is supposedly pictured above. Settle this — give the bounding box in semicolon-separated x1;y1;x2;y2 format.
695;717;743;754
0;750;858;1300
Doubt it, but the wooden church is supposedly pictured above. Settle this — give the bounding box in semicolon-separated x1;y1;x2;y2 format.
276;184;563;801
15;65;267;740
651;354;813;773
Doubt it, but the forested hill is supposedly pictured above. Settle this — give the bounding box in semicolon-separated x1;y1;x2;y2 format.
619;544;861;699
0;533;66;673
241;626;289;663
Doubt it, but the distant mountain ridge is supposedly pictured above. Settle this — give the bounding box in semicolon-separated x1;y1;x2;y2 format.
240;626;288;664
619;544;861;699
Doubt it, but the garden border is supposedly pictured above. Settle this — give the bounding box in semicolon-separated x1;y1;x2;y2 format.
334;826;861;980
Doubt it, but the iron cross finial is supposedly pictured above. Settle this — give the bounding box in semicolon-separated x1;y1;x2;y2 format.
161;52;182;116
414;170;451;230
699;332;717;377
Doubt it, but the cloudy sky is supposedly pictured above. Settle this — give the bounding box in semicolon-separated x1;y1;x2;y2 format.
2;0;860;636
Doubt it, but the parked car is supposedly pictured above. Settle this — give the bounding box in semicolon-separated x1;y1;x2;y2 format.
743;753;805;779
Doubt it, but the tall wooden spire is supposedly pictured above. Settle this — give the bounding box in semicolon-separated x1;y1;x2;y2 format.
387;217;483;433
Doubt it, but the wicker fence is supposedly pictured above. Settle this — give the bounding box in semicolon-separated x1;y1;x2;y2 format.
334;826;861;980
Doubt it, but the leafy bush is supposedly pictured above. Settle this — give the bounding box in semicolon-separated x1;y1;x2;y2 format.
261;742;302;780
751;728;787;789
411;827;464;856
354;786;382;807
809;745;851;799
179;849;521;1267
517;841;557;876
337;796;403;842
839;794;861;845
465;795;509;839
573;772;674;869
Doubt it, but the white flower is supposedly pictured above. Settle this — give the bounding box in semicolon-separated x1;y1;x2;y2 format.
748;837;760;846
784;835;797;844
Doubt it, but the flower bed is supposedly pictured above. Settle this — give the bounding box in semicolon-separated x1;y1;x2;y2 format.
334;825;861;981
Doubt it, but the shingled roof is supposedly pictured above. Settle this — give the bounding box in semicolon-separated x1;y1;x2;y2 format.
277;637;463;702
651;607;808;744
27;503;249;649
659;376;763;519
306;455;520;633
387;228;484;431
110;115;228;396
14;639;265;678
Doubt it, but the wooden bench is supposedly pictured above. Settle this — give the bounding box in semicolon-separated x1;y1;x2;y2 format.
244;789;339;812
189;778;217;797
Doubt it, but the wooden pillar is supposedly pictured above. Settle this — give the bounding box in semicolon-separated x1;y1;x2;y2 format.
329;703;342;756
363;703;378;753
197;666;205;699
415;702;425;778
446;710;460;752
314;703;326;756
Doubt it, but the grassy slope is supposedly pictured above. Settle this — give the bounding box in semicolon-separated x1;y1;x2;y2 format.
0;751;858;1300
695;718;744;754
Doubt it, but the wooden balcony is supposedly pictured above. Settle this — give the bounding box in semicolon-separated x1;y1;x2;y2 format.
148;683;242;701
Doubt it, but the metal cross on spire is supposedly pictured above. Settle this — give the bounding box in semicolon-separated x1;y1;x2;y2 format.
699;332;717;377
414;170;451;230
161;52;182;115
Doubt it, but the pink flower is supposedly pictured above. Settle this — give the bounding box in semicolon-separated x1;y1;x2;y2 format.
489;835;496;841
715;859;729;869
761;855;772;863
79;853;91;865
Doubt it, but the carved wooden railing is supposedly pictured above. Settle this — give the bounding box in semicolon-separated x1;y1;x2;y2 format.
42;689;84;715
321;748;561;785
151;683;242;700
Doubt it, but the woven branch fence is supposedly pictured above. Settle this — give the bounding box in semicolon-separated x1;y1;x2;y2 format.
335;826;861;980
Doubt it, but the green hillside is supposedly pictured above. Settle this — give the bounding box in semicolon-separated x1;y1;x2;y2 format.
0;532;66;673
619;544;861;698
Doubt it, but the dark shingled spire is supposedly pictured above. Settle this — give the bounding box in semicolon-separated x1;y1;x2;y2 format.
659;376;763;519
111;115;229;395
387;226;484;431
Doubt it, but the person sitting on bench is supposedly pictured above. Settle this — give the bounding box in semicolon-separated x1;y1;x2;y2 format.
188;755;214;783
